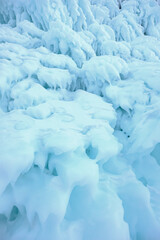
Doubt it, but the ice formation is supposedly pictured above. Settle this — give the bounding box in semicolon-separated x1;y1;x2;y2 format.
0;0;160;239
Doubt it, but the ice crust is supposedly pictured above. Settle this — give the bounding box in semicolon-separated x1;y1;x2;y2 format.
0;0;160;239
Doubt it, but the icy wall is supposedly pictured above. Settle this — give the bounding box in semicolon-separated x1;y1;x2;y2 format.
0;0;160;239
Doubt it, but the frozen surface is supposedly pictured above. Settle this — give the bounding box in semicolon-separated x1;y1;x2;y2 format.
0;0;160;239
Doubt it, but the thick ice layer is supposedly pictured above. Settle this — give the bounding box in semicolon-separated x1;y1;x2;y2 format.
0;0;160;240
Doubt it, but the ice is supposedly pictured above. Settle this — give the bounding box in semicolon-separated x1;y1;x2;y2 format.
81;55;128;95
129;61;160;91
43;20;95;67
0;0;160;239
131;36;160;62
105;79;149;112
110;10;143;41
37;68;73;89
0;88;120;239
9;80;53;110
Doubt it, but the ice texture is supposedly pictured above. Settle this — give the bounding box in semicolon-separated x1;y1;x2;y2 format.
0;0;160;240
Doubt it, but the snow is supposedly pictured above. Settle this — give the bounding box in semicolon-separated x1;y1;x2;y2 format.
0;0;160;240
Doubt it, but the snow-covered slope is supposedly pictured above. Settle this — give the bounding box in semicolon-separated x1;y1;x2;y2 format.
0;0;160;239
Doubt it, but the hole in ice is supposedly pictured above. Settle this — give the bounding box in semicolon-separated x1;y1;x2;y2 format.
86;145;98;159
50;44;54;52
9;206;19;222
34;164;39;168
43;82;50;89
45;155;50;171
120;73;126;80
38;22;44;31
31;73;39;80
45;153;55;171
138;177;148;187
44;153;58;176
151;143;160;166
0;14;5;24
52;167;58;176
